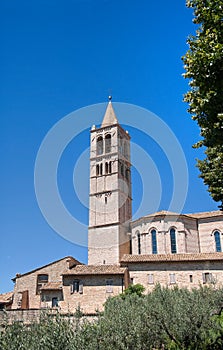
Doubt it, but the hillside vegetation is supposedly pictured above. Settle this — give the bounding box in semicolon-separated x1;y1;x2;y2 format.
1;285;223;349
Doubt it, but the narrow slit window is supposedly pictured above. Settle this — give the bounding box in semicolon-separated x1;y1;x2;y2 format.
137;232;141;255
189;275;193;283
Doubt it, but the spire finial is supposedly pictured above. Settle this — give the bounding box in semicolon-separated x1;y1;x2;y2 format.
108;95;112;102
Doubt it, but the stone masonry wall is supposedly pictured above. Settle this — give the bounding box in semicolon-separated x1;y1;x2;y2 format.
61;275;124;314
11;258;71;309
198;217;223;253
128;260;223;293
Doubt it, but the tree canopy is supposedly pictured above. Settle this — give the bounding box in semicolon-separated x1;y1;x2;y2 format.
182;0;223;209
1;285;223;349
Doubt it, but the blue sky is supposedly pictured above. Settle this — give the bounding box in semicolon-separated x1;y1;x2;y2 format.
0;0;219;293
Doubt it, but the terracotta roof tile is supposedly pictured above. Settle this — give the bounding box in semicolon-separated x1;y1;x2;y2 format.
12;256;82;281
0;291;13;304
185;211;223;219
145;210;180;217
40;282;62;291
131;210;223;226
62;264;127;276
121;253;223;263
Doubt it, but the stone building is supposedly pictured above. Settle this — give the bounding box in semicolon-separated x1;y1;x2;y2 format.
1;99;223;315
11;257;81;310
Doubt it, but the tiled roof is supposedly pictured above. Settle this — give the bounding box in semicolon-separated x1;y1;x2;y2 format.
131;210;223;226
0;291;13;304
185;211;223;219
121;253;223;263
145;210;180;217
40;282;62;291
131;211;184;225
12;256;82;281
62;264;127;276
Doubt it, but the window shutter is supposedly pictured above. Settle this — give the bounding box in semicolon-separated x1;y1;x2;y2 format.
148;274;154;285
79;281;83;294
202;273;206;284
106;279;113;293
170;273;176;284
207;273;213;283
70;283;74;294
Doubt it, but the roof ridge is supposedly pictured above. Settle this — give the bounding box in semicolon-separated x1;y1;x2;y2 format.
12;256;82;281
121;252;223;263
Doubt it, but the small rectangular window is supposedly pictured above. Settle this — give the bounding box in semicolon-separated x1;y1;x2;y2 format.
189;275;193;283
148;274;154;285
36;274;48;294
71;280;83;294
52;297;59;308
169;273;176;284
106;279;113;293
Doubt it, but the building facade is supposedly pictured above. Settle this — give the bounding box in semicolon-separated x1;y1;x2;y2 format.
1;99;223;316
88;98;132;265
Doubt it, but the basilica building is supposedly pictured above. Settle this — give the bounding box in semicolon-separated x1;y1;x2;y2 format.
1;100;223;315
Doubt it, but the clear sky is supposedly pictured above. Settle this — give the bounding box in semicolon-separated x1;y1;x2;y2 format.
0;0;219;293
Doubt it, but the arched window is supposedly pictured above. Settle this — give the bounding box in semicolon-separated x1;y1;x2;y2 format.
109;161;112;174
105;134;111;153
151;229;157;254
137;231;141;255
96;164;99;176
170;228;177;254
119;136;123;154
100;163;103;175
124;141;128;159
125;168;129;180
119;161;124;176
96;136;103;155
214;231;221;252
105;162;112;174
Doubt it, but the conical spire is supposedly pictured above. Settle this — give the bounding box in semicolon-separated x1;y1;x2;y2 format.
101;96;118;127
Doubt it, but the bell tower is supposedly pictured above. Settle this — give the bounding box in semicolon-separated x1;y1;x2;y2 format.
88;97;132;265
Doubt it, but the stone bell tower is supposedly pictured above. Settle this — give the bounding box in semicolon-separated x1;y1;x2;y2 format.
88;97;132;265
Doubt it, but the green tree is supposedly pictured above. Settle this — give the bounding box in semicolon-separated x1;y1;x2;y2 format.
182;0;223;209
1;287;223;349
120;283;145;299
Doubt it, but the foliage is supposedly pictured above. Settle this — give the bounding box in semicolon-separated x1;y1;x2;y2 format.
120;283;145;299
1;286;223;349
182;0;223;208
